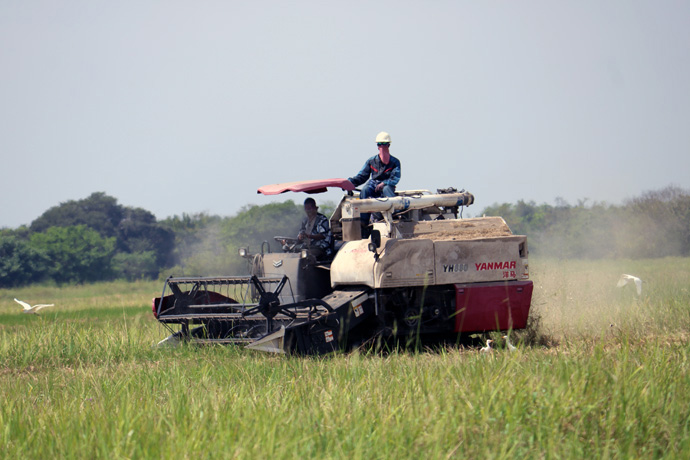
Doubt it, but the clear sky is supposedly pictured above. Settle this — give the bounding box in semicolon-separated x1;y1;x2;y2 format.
1;1;689;228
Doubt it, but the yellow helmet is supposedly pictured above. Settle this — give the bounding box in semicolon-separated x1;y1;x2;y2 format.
375;131;391;144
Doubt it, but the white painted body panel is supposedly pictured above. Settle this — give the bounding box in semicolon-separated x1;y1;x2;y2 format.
331;215;528;289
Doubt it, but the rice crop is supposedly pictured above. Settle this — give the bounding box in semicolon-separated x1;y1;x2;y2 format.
1;259;689;459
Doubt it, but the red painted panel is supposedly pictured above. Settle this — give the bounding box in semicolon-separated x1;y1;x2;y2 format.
454;280;533;333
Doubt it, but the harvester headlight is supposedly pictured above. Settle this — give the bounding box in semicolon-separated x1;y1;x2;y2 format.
300;249;309;259
238;248;247;257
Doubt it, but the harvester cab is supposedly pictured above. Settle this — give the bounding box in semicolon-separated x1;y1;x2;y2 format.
153;178;533;354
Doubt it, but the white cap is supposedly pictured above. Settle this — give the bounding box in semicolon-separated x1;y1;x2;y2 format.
375;132;391;143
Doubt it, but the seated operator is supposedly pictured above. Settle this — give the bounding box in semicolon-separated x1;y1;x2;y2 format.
292;198;333;260
347;131;401;230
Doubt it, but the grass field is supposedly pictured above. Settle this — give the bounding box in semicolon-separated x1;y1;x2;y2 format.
1;258;689;459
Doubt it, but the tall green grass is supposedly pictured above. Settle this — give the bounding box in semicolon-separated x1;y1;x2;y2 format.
1;259;689;459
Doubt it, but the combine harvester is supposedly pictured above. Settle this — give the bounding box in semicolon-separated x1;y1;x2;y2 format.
153;179;533;354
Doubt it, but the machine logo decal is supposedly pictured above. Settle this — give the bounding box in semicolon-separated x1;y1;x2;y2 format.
475;261;516;271
324;330;334;342
273;260;283;268
442;263;469;273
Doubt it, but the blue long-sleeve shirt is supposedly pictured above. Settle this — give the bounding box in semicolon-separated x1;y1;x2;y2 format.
348;154;401;188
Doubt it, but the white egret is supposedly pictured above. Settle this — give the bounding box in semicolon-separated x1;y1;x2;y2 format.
480;339;494;353
156;333;182;347
503;335;517;352
14;298;55;314
617;274;642;295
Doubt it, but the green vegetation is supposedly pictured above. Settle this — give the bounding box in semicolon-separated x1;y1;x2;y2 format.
1;193;174;286
0;194;308;287
30;225;116;284
1;258;689;458
2;185;689;287
483;185;690;259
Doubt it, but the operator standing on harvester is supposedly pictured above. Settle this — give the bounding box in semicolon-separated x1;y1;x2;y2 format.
348;131;402;230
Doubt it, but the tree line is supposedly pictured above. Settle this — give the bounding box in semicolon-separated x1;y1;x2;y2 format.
483;185;690;259
1;186;688;287
0;192;312;287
